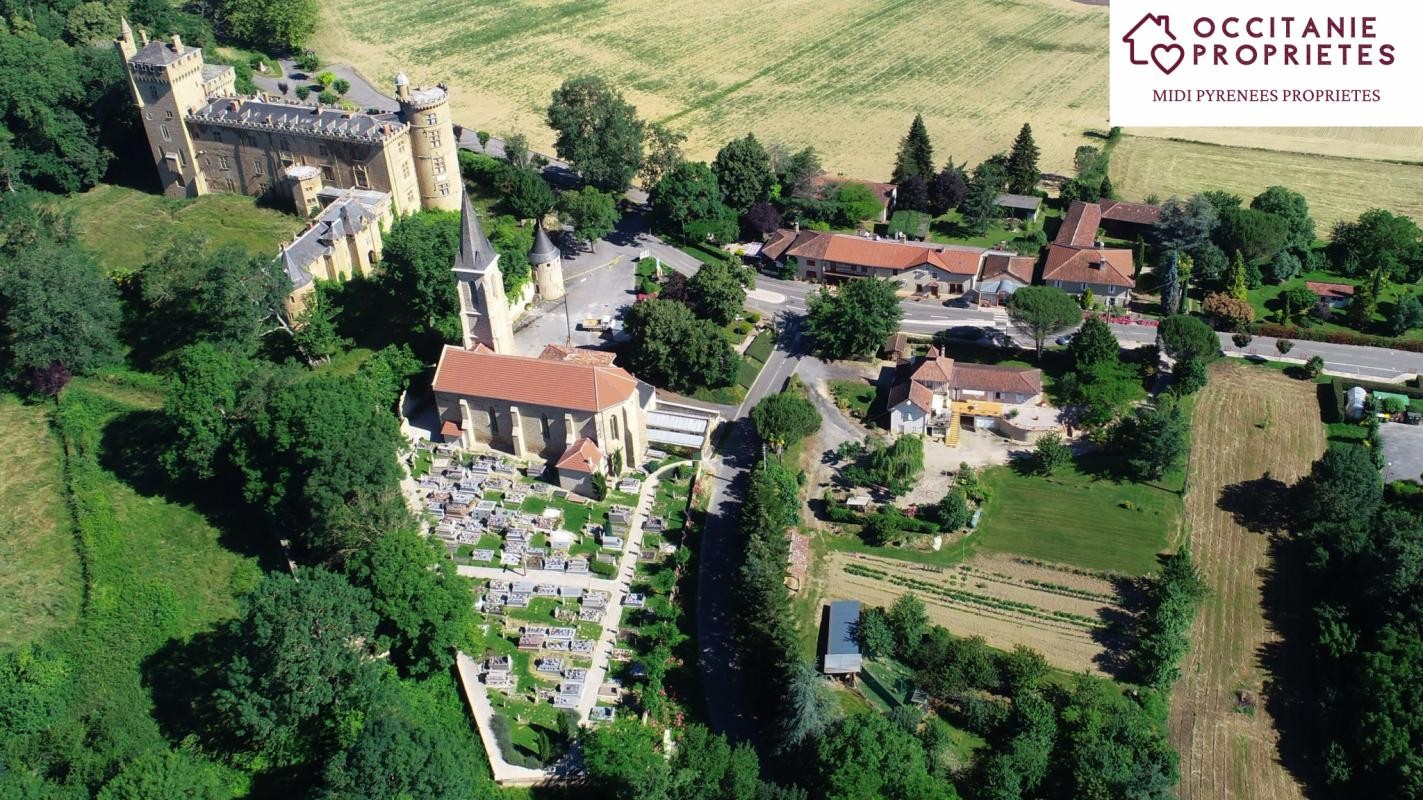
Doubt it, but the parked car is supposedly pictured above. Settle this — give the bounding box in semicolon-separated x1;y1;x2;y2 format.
1055;333;1076;346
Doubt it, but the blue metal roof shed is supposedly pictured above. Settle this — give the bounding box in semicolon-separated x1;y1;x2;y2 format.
823;600;864;675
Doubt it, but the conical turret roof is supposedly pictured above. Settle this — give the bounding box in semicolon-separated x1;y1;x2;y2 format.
528;224;560;265
453;189;498;276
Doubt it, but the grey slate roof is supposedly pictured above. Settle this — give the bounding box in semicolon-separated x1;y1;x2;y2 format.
128;39;192;67
995;194;1043;211
189;98;403;143
280;191;386;289
528;225;559;265
453;190;499;276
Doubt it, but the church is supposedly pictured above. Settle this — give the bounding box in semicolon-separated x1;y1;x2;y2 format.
431;192;655;494
115;20;459;215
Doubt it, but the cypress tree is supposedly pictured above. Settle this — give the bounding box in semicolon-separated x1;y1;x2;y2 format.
1160;251;1182;315
1005;123;1041;194
891;114;935;184
1226;250;1249;301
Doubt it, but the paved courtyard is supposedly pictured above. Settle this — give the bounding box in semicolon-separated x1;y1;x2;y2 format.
1381;422;1423;484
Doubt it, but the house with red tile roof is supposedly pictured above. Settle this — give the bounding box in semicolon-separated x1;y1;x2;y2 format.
969;253;1037;307
1042;201;1136;306
761;228;1000;299
1306;281;1355;309
887;347;1043;436
1096;199;1162;240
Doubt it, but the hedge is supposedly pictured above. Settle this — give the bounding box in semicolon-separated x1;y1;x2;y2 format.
1329;376;1423;422
1253;322;1423;353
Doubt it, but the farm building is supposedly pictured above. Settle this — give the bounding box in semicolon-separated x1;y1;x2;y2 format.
821;600;864;677
995;193;1042;221
1042;201;1135;307
1096;199;1162;240
760;227;1003;300
1307;281;1355;309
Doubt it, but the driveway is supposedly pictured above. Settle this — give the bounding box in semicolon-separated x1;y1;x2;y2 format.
1381;422;1423;484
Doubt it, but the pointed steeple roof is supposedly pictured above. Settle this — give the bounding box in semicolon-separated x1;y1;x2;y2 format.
528;224;559;265
120;16;132;37
453;189;498;276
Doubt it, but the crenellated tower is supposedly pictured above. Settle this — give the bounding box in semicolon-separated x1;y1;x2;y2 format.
115;22;209;197
396;72;461;212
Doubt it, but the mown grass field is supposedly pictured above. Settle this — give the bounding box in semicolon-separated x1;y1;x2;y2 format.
313;0;1110;178
0;396;82;650
63;183;300;275
974;459;1182;576
1112;136;1423;228
1169;360;1322;800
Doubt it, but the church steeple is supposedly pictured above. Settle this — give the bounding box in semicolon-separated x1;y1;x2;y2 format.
453;190;513;353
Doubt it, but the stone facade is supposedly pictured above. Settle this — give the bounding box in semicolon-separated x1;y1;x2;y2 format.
115;21;455;215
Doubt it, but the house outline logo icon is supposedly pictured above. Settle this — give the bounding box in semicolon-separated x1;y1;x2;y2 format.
1122;13;1184;75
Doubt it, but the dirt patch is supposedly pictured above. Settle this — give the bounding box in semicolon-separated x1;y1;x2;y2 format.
823;550;1129;676
1168;362;1321;800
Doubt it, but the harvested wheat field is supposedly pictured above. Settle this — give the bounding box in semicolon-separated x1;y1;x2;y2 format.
1112;136;1423;228
1168;362;1323;800
824;549;1127;675
312;0;1108;178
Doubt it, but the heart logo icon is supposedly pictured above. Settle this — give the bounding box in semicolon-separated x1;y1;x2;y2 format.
1151;43;1184;75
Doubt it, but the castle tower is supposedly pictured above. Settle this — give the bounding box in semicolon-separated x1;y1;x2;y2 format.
116;25;208;197
396;73;461;212
283;165;324;215
528;224;566;302
453;190;514;354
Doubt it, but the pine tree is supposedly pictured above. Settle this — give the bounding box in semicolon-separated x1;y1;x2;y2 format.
1160;251;1182;315
1226;250;1249;301
1005;123;1041;194
891;114;935;184
1100;174;1115;200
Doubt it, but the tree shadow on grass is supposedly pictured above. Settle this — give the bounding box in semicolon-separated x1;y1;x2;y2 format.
1217;473;1294;534
97;408;287;572
1257;532;1329;798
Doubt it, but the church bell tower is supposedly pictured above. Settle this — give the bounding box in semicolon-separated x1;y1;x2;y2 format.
453;190;514;354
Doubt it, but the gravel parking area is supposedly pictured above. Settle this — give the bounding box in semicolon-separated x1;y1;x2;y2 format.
1381;422;1423;484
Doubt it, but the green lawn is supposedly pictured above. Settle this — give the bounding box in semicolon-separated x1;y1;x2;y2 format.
1245;269;1422;341
973;460;1182;576
0;396;83;650
62;183;300;275
829;378;878;421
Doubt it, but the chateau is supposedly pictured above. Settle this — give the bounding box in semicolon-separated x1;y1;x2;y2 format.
115;20;459;215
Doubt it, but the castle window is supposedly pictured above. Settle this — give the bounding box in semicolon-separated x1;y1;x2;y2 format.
253;160;265;176
610;414;620;441
401;161;410;179
433;156;446;175
425;112;437;125
164;109;173;121
178;150;187;166
353;165;369;188
321;164;335;181
488;407;499;435
437;183;450;197
144;111;152;120
225;178;236;192
218;155;230;170
540;414;551;440
160;124;172;142
427;130;441;147
279;152;294;168
318;144;329;157
148;87;159;101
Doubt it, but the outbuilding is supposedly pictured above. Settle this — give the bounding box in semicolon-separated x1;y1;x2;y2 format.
821;600;864;677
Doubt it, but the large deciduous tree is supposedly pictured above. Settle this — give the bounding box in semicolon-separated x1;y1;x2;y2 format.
0;237;121;390
891;113;935;184
814;712;957;800
1006;285;1080;359
805;278;903;359
580;718;670;800
502;167;555;220
927;163;968;218
833;182;885;226
319;707;487;800
557;186;618;247
547;75;645;192
769;143;822;197
712;133;774;213
212;569;382;763
750;390;822;450
1250;185;1315;252
621;299;737;392
1328;208;1423;281
1216;206;1289;264
1068;317;1120;368
96;749;232;800
1004;123;1041;195
639;122;686;188
218;0;318;50
688;259;747;326
1116;396;1190;481
377;210;461;348
649;161;728;243
346;530;476;677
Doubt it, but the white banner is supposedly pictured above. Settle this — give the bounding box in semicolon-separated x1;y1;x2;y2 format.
1109;1;1423;126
